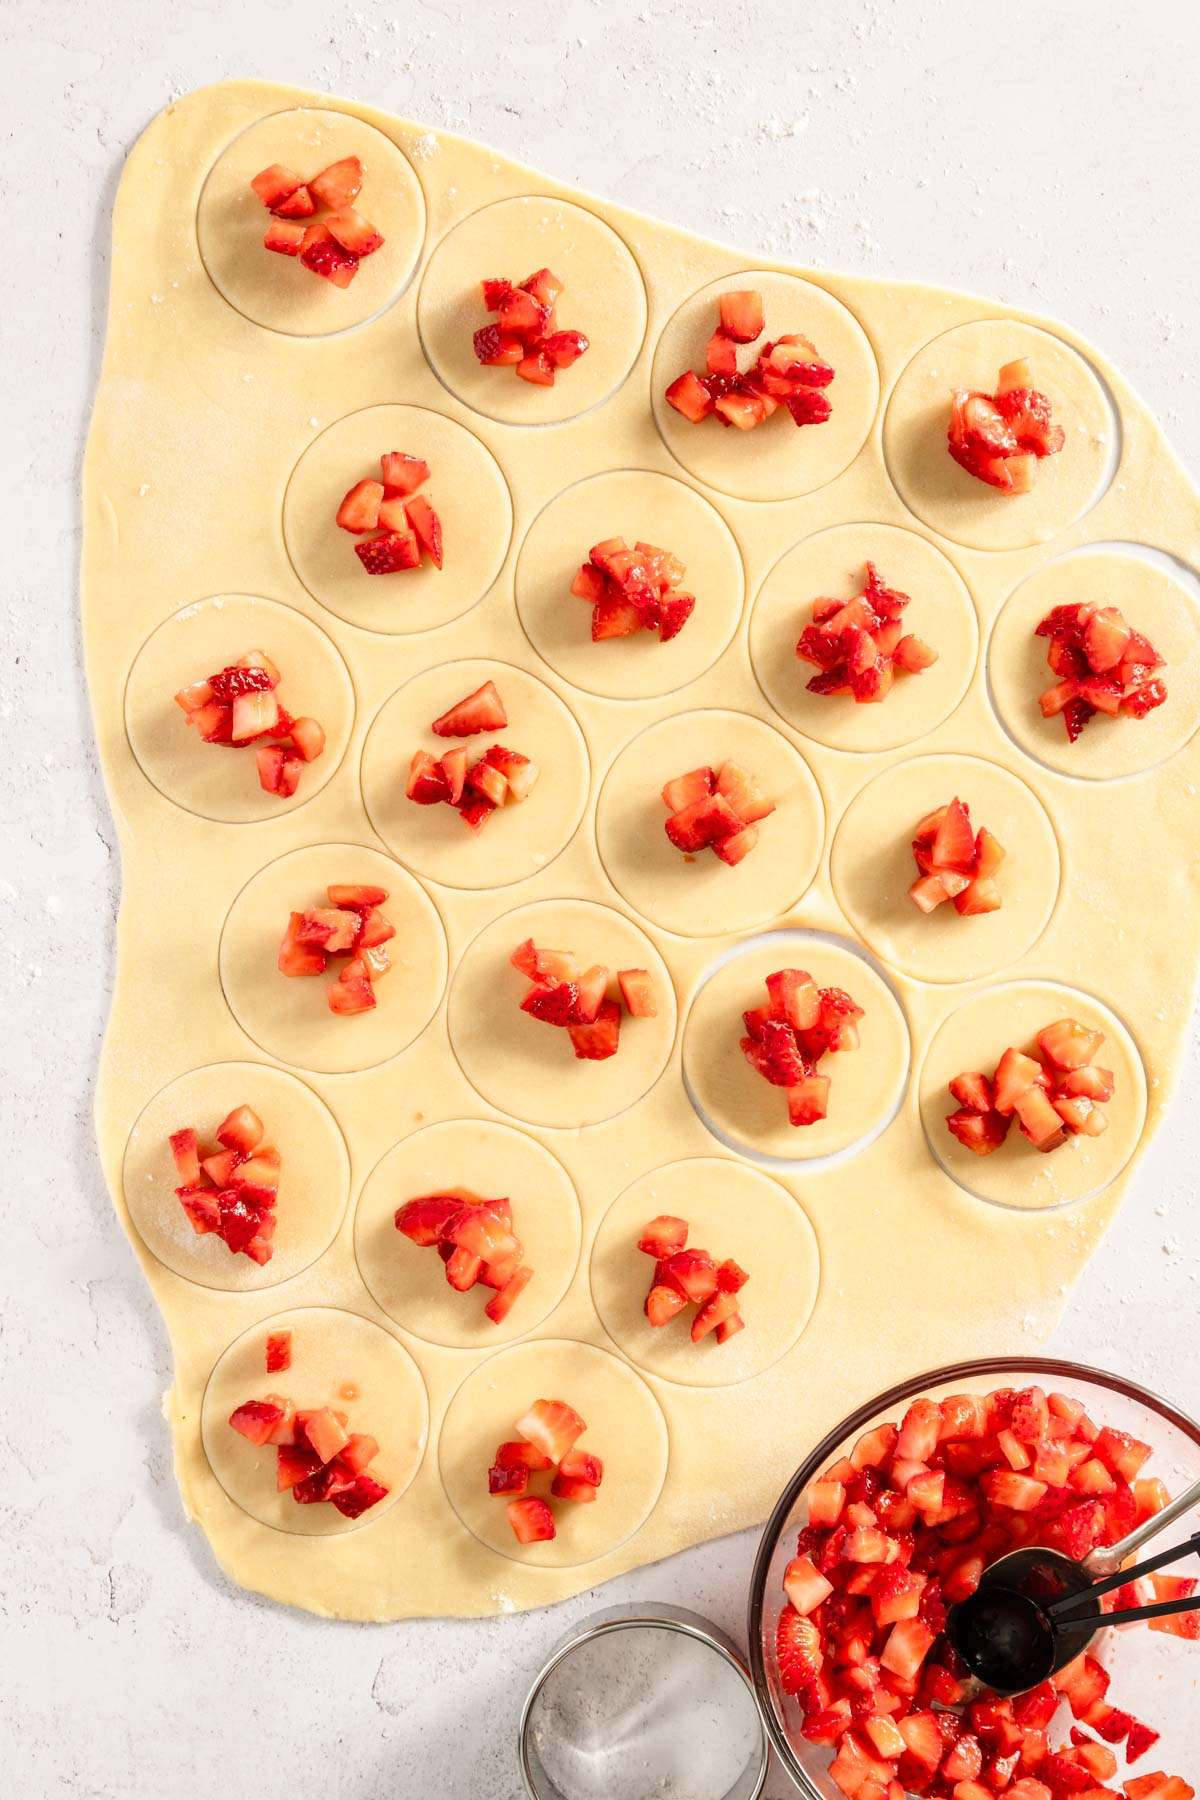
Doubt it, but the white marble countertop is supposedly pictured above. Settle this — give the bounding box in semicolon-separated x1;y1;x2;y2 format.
5;0;1199;1793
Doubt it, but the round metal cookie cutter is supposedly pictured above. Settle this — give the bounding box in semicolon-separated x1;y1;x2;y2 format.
519;1601;770;1800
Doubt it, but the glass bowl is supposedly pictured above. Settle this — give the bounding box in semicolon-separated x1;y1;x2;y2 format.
747;1357;1200;1795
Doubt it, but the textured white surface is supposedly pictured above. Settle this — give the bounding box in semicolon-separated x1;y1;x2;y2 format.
4;0;1199;1793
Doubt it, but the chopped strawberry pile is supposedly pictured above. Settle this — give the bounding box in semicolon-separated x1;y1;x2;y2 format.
665;289;834;431
168;1103;281;1264
1034;602;1167;744
796;562;938;704
776;1382;1194;1800
948;358;1065;493
946;1017;1115;1157
394;1188;534;1325
741;968;863;1128
472;267;589;386
661;760;775;867
229;1380;389;1519
910;797;1005;918
511;939;657;1061
336;450;443;577
486;1398;604;1540
570;537;697;644
637;1214;749;1345
174;647;326;800
405;680;538;831
250;156;384;288
278;883;395;1016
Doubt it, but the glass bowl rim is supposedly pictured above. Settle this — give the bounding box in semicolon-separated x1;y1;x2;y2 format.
746;1354;1200;1796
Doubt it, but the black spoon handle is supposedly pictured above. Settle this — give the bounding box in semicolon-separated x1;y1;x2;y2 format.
1047;1529;1200;1616
1052;1591;1200;1630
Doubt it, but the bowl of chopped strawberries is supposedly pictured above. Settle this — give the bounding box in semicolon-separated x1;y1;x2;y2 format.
748;1359;1199;1800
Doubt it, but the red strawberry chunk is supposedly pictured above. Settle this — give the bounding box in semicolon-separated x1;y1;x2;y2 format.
355;529;421;574
309;156;363;210
515;1398;586;1465
506;1496;556;1543
324;207;384;259
432;680;507;737
298;222;359;289
265;1331;292;1374
568;997;621;1061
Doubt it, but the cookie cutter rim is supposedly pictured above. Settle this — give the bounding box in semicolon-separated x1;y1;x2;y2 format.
518;1600;770;1800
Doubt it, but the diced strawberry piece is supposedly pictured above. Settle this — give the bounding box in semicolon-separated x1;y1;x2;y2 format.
443;1245;482;1291
169;1127;201;1186
488;1460;527;1495
1122;678;1168;717
558;1448;603;1487
493;1438;553;1475
379;451;430;496
214;1104;262;1155
666;370;714;422
992;1047;1044;1115
467;759;508;810
568;997;621;1060
517;349;554;386
473;325;524;366
328;959;376;1014
591;591;643;639
250;164;305;210
930;797;976;874
662;766;716;813
657;593;696;641
550;1474;598;1504
645;1283;687;1328
1082;606;1132;673
893;635;938;673
949;1072;995;1115
278;911;326;976
777;1605;823;1694
785;1554;836;1616
716;760;775;825
276;1444;321;1490
484;1265;534;1325
705;329;739;376
336;478;384;534
308;156;363;210
507;1496;556;1543
714;388;767;430
496;286;548;339
616;968;657;1018
994;384;1065;457
264;219;306;256
880;1619;935;1681
299;222;359;289
356;529;421;574
543;329;589;368
516;1398;586;1465
713;824;758;865
521;266;564;308
330;1475;389;1519
404;496;443;568
691;1288;742;1341
787;1075;831;1126
272;185;317;223
229;1400;285;1446
432;680;507;738
719;289;765;343
665;791;743;852
324;207;384;258
1037;1018;1104;1070
658;1247;720;1305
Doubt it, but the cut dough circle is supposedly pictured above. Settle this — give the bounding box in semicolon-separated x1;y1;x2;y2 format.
684;935;910;1163
589;1157;820;1388
515;468;744;700
201;1306;428;1535
919;980;1147;1211
750;521;978;752
124;593;355;823
196;108;425;336
123;1061;349;1291
883;319;1113;552
448;898;677;1129
830;754;1061;984
283;404;512;635
438;1338;669;1567
360;658;589;889
650;270;879;502
988;550;1200;780
354;1118;582;1348
219;842;447;1075
417;195;647;426
596;708;823;937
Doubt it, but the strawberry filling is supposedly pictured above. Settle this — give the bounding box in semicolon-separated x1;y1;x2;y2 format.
1033;602;1167;743
229;1371;389;1519
277;884;395;1015
336;450;444;576
511;941;658;1062
570;536;696;644
168;1105;281;1264
796;562;938;704
740;969;863;1127
394;1189;534;1326
404;681;538;831
173;648;326;800
638;1215;749;1345
948;358;1065;492
910;797;1006;917
486;1399;604;1538
776;1383;1191;1800
662;760;776;867
665;289;835;431
946;1018;1115;1157
250;155;384;287
472;267;588;386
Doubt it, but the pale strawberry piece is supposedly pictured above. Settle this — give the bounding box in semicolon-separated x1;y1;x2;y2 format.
328;959;376;1014
661;766;715;813
515;1398;586;1465
617;968;657;1017
404;495;443;568
637;1215;688;1257
250;164;306;210
719;289;765;343
645;1283;687;1327
264;219;306;256
715;760;775;825
169;1128;201;1186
